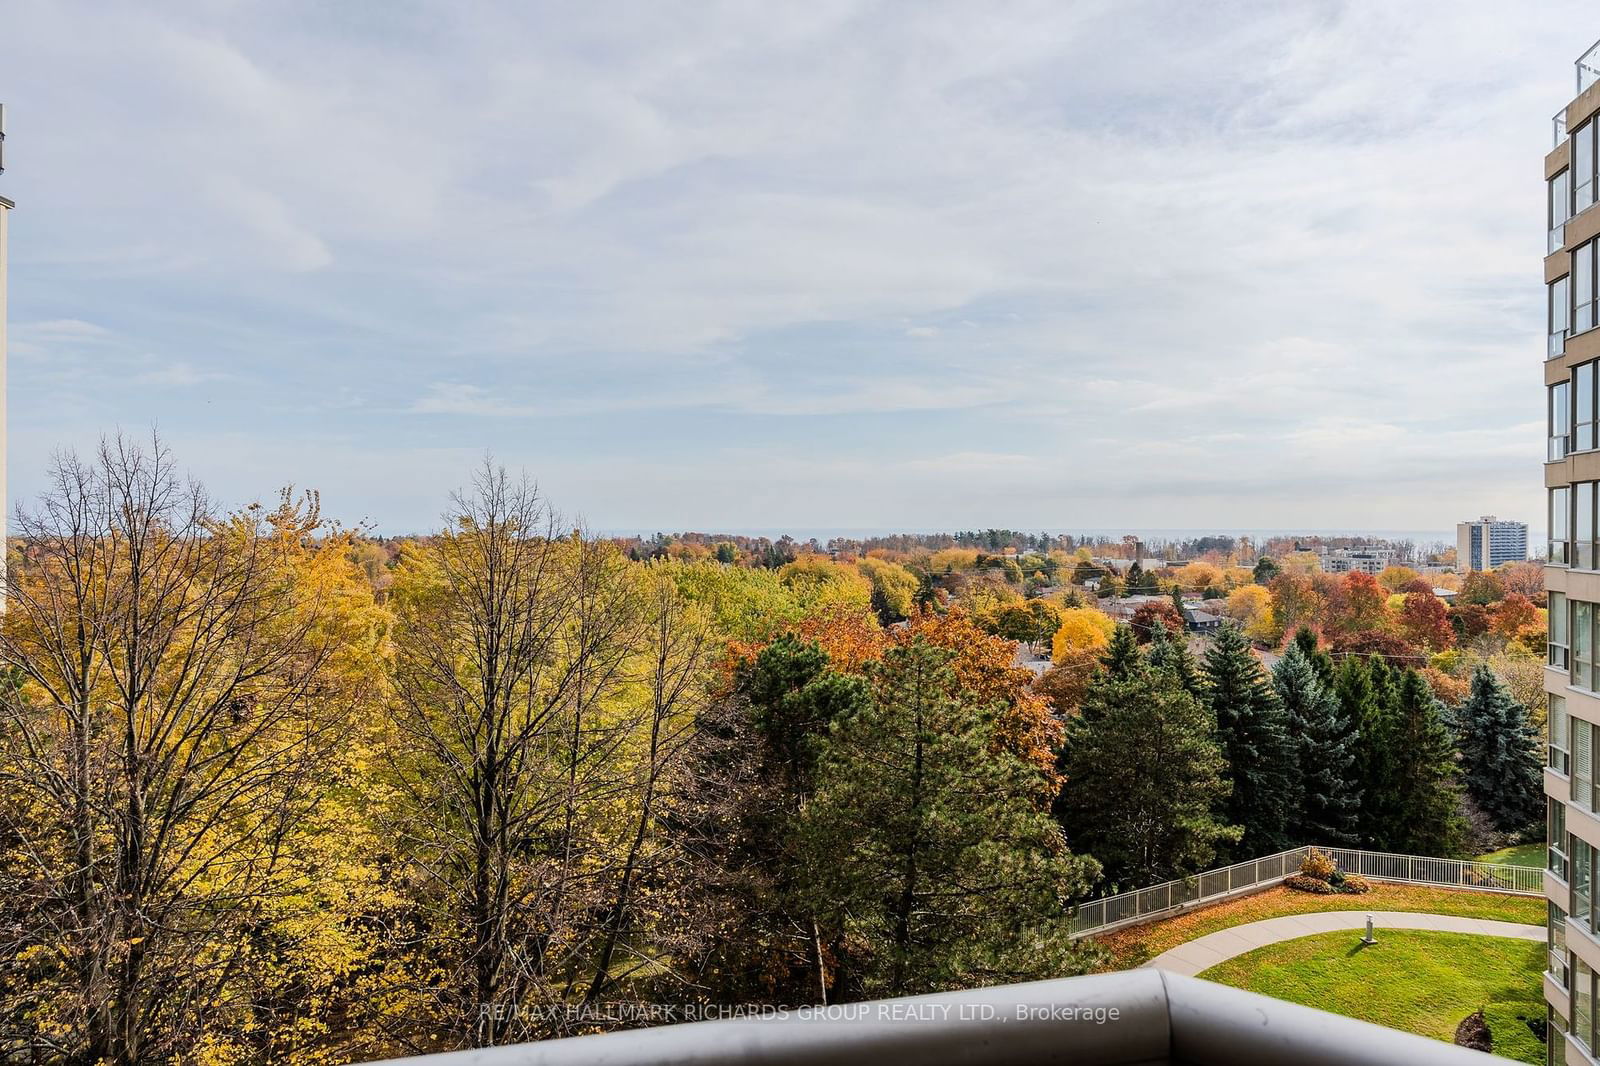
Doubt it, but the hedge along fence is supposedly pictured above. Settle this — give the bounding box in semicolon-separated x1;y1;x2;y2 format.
1067;845;1543;939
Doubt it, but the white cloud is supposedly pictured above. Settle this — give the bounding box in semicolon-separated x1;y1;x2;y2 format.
133;360;228;388
0;0;1576;533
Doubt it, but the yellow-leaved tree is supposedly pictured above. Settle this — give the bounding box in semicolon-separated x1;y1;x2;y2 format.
1224;584;1278;644
0;436;386;1066
379;463;715;1050
1050;607;1116;665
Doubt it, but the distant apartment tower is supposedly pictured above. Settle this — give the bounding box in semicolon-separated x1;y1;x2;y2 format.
1455;516;1526;571
1542;40;1600;1066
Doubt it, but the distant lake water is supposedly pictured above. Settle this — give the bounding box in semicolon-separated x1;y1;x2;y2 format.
604;527;1464;547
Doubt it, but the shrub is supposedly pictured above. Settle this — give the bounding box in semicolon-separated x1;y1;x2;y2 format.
1454;1009;1492;1053
1339;874;1372;895
1284;874;1335;894
1299;848;1337;882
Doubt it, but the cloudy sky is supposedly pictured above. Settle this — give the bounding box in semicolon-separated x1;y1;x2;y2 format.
0;1;1586;536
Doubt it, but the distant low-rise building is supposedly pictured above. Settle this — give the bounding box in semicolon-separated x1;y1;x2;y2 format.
1181;606;1224;633
1318;547;1395;574
1456;516;1527;571
1102;594;1167;620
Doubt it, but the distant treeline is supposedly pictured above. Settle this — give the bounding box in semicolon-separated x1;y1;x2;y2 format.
609;529;1448;567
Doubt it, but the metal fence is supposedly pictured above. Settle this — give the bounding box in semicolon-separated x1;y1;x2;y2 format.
1068;843;1541;939
1068;847;1310;936
1320;846;1544;895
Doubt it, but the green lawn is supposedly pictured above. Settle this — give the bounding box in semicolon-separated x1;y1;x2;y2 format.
1198;930;1546;1064
1093;883;1547;971
1478;843;1546;868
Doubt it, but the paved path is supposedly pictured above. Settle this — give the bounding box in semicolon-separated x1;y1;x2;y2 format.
1145;910;1544;976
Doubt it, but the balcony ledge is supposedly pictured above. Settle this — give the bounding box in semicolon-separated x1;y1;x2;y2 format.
363;969;1527;1066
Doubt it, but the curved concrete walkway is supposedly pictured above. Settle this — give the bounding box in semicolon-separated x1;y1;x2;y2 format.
1144;910;1544;976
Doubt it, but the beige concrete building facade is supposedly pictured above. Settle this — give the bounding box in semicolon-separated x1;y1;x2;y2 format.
1543;41;1600;1066
1;106;8;602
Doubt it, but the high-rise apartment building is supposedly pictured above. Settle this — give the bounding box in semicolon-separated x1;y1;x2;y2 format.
1543;40;1600;1066
0;103;9;603
1456;516;1528;571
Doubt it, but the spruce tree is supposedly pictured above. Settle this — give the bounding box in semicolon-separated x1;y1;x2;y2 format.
1338;656;1398;849
1147;622;1203;697
1291;626;1336;690
1387;668;1468;856
1455;664;1543;833
800;639;1099;996
1099;623;1143;682
1272;645;1359;845
1202;624;1297;857
1060;654;1237;885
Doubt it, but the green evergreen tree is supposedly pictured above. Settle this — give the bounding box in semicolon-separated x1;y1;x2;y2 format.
1291;626;1336;690
1147;622;1203;697
1253;556;1279;585
799;639;1099;997
1272;645;1359;845
1202;624;1297;857
1099;623;1143;682
1387;668;1468;856
1060;657;1238;885
733;633;872;1001
1454;664;1543;833
1125;560;1147;595
738;634;870;796
1338;656;1398;849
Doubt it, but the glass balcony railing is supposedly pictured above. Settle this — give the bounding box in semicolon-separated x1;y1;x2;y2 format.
1583;38;1600;95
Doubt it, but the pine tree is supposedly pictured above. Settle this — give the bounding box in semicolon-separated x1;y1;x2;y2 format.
1202;624;1297;857
1387;668;1468;856
1060;660;1238;885
1454;664;1543;833
799;639;1099;996
1272;645;1359;845
738;634;869;796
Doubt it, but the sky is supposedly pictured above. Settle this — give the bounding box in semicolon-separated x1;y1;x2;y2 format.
0;1;1589;536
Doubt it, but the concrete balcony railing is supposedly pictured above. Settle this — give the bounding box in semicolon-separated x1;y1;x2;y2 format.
363;968;1525;1066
